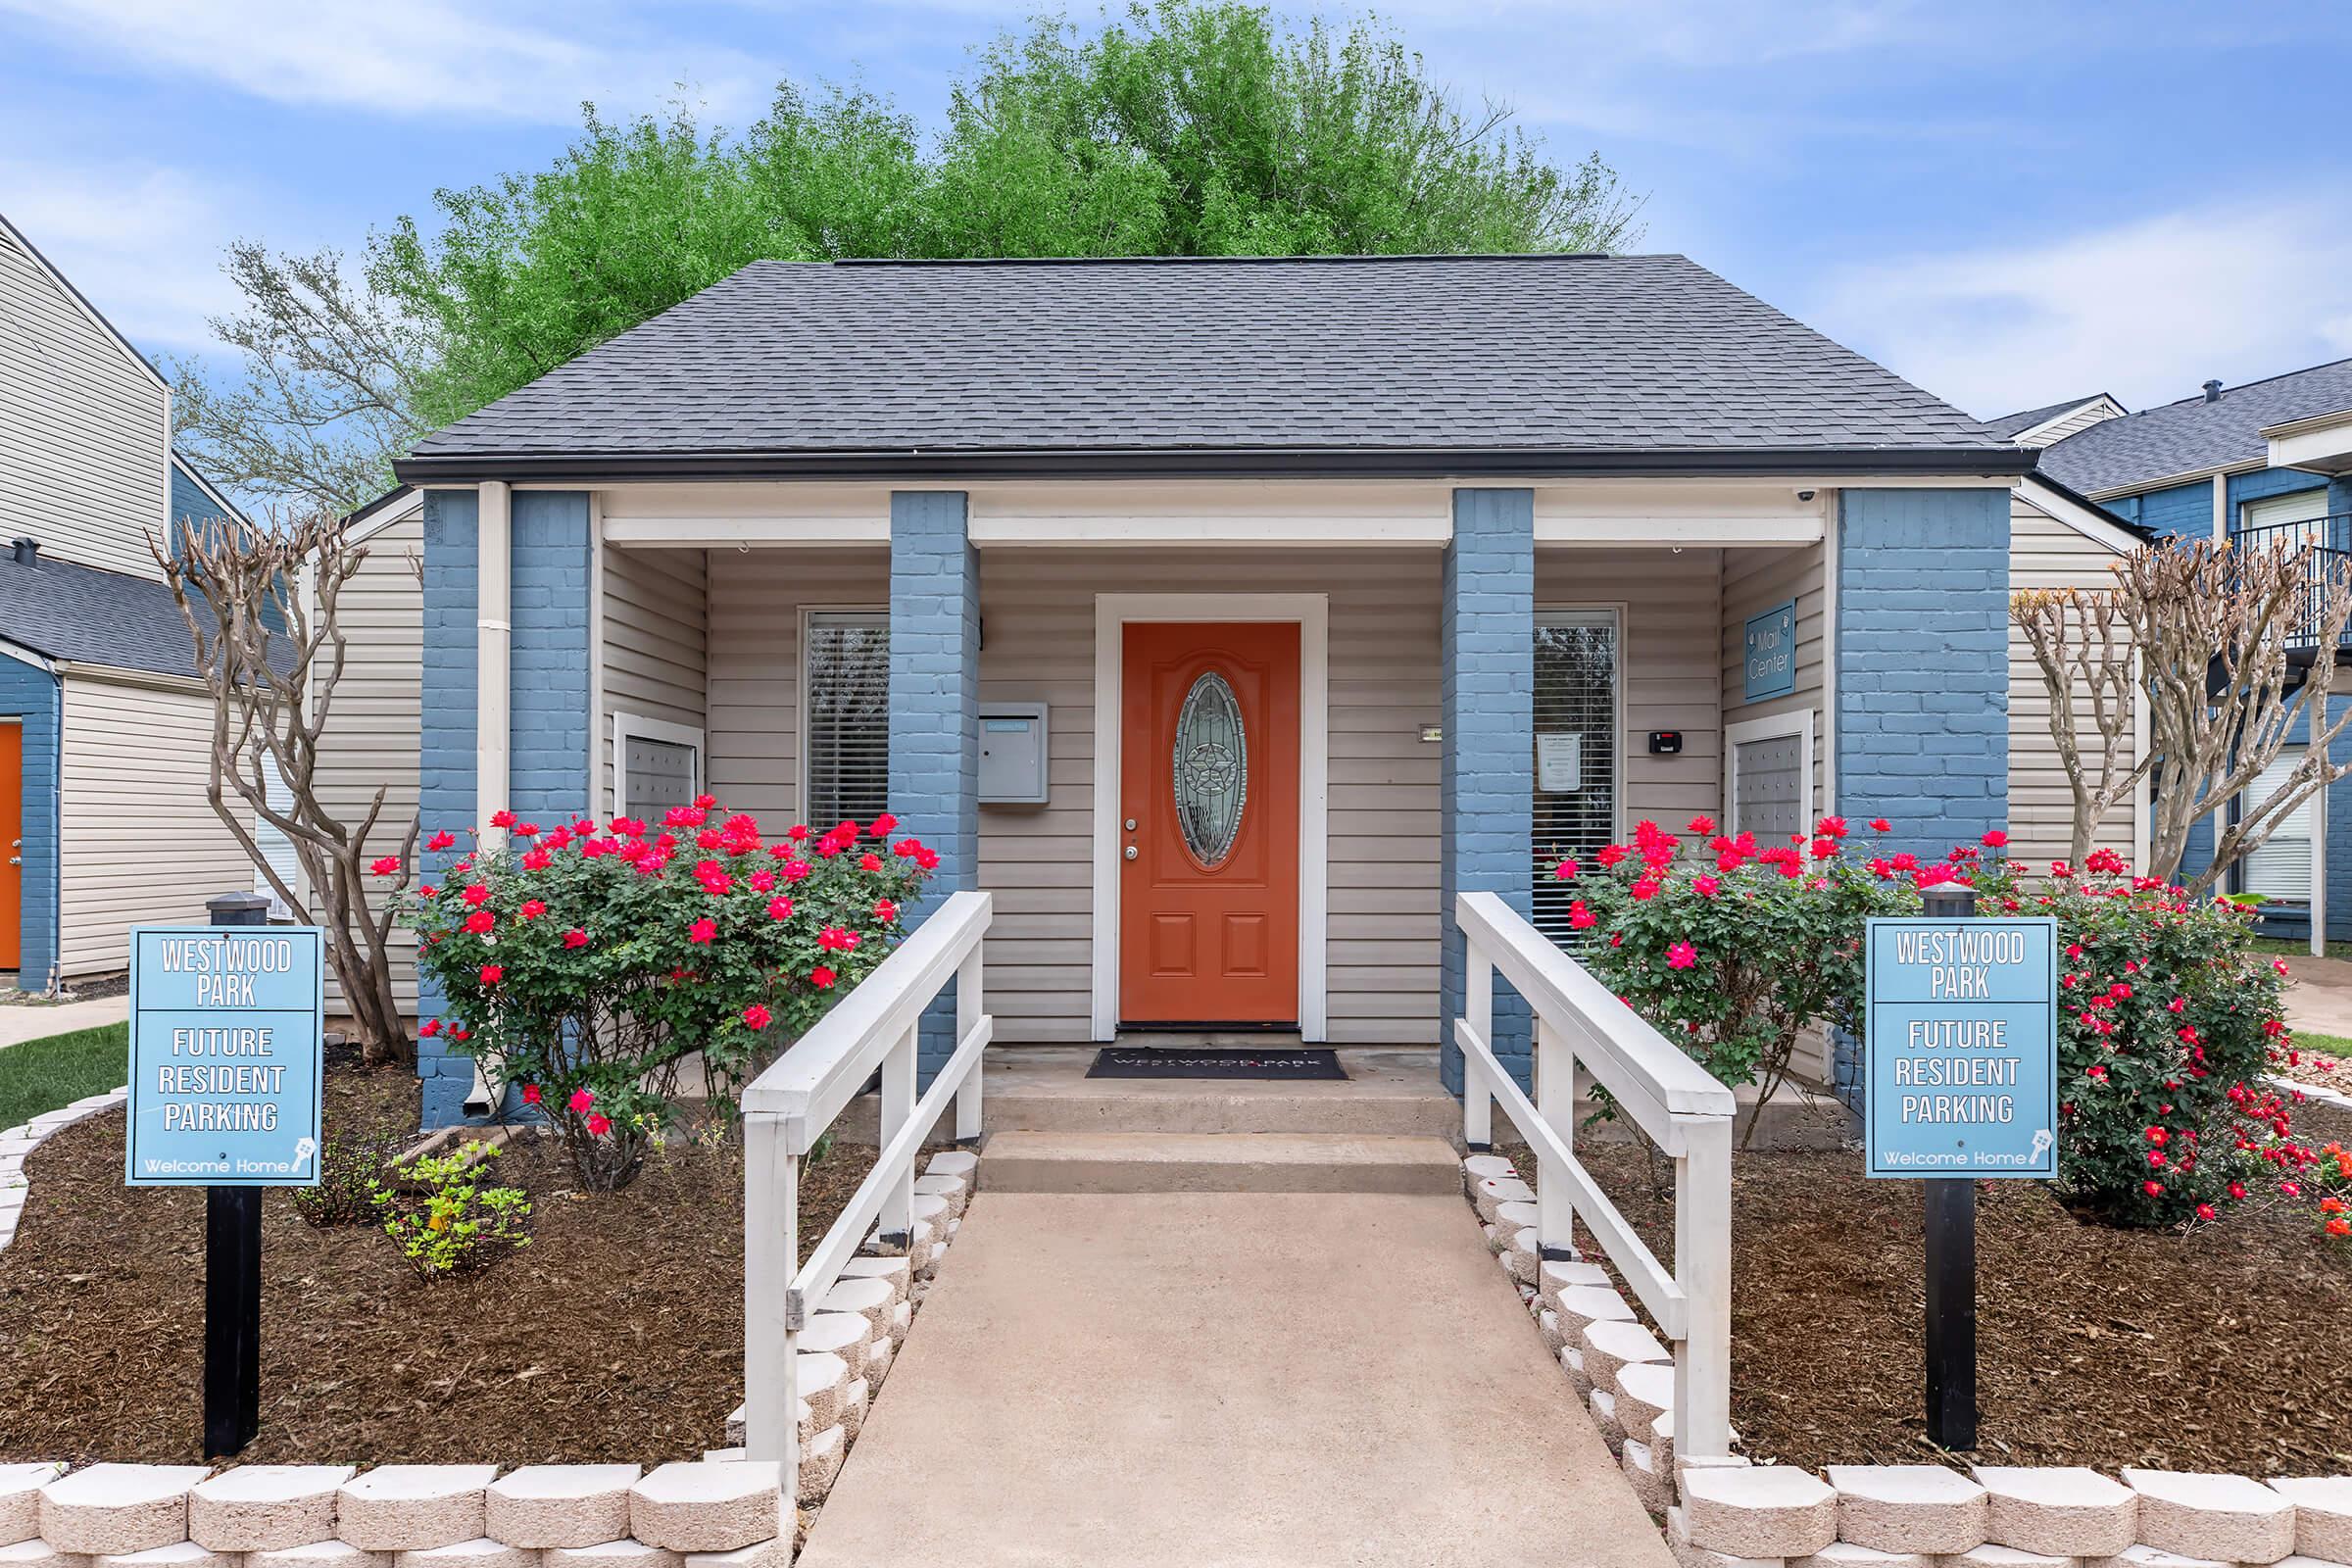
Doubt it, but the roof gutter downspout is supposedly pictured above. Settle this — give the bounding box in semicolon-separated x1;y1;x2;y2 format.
477;480;512;851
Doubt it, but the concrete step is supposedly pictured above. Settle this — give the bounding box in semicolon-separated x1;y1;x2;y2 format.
982;1046;1461;1138
977;1130;1463;1194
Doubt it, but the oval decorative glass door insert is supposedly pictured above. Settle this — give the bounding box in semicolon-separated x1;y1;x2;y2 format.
1173;669;1248;867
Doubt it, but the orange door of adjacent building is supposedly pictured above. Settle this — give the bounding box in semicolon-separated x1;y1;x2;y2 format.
0;722;21;972
1118;622;1300;1026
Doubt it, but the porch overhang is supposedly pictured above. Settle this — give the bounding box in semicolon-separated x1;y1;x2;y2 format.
2264;409;2352;476
393;444;2037;487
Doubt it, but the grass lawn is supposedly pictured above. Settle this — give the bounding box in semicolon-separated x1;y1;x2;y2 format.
0;1023;128;1130
2251;935;2352;961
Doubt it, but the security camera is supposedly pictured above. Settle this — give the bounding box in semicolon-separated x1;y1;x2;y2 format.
1795;489;1817;502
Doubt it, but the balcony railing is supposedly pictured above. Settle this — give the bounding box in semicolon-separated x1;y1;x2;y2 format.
2230;514;2352;652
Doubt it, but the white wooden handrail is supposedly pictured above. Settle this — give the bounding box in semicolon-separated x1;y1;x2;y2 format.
1454;890;1736;1460
742;889;992;1472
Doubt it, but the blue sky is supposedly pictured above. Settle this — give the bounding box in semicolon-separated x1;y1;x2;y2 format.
4;0;2351;421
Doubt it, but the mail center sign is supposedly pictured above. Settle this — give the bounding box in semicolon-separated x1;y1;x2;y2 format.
125;925;324;1187
1864;917;2058;1179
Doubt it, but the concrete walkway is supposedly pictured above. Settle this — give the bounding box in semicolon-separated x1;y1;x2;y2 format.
2279;954;2352;1039
799;1188;1676;1568
0;995;127;1051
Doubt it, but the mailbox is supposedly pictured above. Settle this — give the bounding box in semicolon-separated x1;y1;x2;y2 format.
978;703;1050;804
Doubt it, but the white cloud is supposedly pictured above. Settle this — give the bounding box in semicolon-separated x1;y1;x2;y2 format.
1;160;246;353
1809;200;2352;417
0;0;770;122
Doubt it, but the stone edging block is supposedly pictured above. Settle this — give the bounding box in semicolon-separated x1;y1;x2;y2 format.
2121;1470;2295;1565
628;1464;781;1554
190;1466;356;1553
1976;1468;2138;1558
2270;1478;2352;1563
1683;1465;1839;1558
483;1466;640;1550
40;1464;212;1556
1826;1465;1987;1555
336;1468;499;1553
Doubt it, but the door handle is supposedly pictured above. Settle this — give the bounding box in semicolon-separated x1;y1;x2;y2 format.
1124;846;1139;861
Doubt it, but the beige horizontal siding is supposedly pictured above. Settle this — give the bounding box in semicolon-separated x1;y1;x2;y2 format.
2008;494;2136;870
704;547;1450;1047
317;509;424;1012
601;543;709;812
0;224;169;581
1720;540;1828;804
56;673;255;977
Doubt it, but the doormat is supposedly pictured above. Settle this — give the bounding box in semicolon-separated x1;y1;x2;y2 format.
1086;1046;1348;1081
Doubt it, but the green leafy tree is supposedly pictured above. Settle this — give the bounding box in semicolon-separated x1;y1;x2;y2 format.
364;2;1641;442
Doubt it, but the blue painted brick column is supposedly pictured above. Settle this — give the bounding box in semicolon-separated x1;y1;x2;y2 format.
415;488;593;1128
1441;488;1536;1096
1829;486;2010;1109
1;658;62;991
887;491;978;1078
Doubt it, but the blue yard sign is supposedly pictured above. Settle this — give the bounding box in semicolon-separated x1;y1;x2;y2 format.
1742;601;1796;700
1864;917;2058;1179
125;925;324;1187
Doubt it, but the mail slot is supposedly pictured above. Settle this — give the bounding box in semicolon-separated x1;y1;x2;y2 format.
978;703;1049;804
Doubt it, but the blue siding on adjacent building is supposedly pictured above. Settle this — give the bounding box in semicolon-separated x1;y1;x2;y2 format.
412;489;594;1128
1440;488;1536;1095
0;655;62;989
1830;487;2010;1108
2227;466;2328;518
887;491;979;1076
2109;478;2212;539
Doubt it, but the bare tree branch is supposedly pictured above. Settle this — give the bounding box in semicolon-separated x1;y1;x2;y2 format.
151;506;416;1066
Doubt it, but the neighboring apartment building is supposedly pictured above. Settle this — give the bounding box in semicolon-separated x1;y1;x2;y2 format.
2022;361;2352;939
0;210;256;992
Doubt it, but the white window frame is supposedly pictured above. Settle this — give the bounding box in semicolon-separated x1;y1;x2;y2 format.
1532;604;1626;940
612;710;705;821
798;605;889;829
1724;710;1817;840
2236;746;2318;908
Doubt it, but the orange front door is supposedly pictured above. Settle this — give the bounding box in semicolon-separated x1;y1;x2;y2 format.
1118;622;1300;1026
0;722;21;971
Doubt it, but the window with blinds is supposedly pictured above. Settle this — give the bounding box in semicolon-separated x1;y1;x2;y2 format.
1530;609;1620;944
804;611;891;830
2241;749;2313;903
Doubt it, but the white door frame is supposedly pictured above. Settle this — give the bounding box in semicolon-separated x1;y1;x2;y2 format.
1091;592;1330;1041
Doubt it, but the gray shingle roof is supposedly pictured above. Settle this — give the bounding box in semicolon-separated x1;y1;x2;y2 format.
401;254;2019;478
0;552;203;677
1983;396;2104;440
2037;358;2352;495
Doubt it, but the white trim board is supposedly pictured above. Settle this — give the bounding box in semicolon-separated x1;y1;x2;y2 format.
1090;592;1331;1042
2016;475;2143;557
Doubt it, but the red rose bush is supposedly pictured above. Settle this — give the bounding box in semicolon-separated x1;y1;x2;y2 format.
1563;820;2340;1241
1557;814;1913;1147
404;800;933;1190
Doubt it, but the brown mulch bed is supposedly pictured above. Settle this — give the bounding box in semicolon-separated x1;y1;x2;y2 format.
1509;1099;2352;1476
0;1065;886;1466
2271;1044;2352;1101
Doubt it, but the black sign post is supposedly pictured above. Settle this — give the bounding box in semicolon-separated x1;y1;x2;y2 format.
202;891;270;1457
1918;887;1979;1450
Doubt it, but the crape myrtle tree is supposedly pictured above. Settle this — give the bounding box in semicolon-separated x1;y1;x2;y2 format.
153;509;417;1067
174;1;1642;510
2012;534;2352;892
